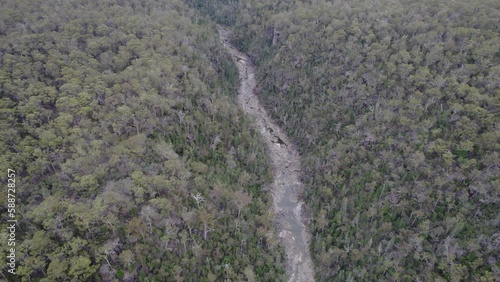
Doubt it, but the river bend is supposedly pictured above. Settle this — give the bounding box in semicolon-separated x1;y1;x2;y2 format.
218;26;315;282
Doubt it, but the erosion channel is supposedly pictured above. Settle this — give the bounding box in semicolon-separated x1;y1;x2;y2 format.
218;26;315;282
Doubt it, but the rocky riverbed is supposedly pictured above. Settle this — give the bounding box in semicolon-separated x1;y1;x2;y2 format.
218;26;315;282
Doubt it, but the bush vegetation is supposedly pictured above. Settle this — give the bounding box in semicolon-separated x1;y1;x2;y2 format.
0;0;285;281
191;0;499;280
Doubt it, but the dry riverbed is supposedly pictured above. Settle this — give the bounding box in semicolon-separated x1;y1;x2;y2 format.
218;26;315;282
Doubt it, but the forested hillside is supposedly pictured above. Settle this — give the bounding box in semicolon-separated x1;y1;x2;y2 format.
0;0;285;281
190;0;500;281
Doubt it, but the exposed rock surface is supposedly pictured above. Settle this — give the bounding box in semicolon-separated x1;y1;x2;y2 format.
219;26;315;282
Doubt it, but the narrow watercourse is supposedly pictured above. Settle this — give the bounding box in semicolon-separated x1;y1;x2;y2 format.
218;26;315;282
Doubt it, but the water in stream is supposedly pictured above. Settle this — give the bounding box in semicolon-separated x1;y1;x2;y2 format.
218;26;315;282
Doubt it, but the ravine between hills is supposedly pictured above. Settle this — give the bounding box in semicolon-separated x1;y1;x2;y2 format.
218;26;315;282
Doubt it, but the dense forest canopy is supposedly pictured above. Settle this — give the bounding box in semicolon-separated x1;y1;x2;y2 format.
0;0;499;281
0;0;285;281
190;0;499;281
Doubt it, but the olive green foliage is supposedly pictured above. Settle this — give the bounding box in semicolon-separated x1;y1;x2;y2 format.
197;0;499;281
0;0;285;281
185;0;239;26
